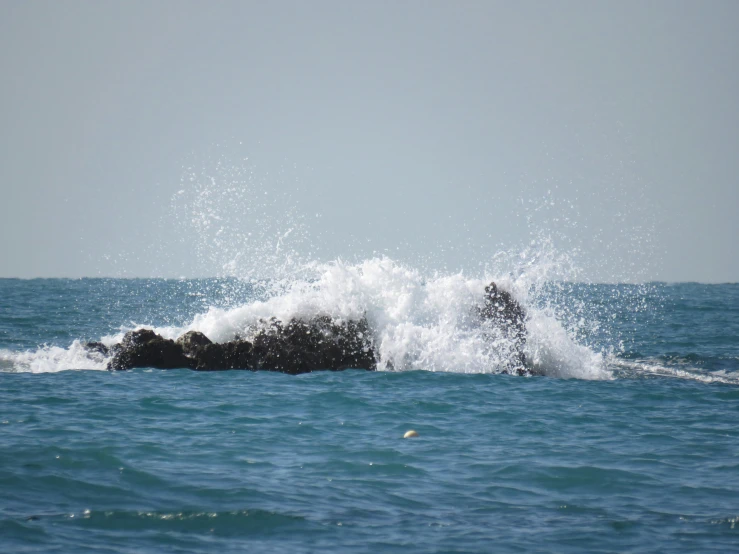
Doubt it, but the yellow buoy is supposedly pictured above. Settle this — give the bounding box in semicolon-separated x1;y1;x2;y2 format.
403;430;419;438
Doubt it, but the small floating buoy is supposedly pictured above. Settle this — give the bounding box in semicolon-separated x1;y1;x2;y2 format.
403;430;419;438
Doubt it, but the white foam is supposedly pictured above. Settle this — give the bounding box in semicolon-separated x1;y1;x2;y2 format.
611;358;739;385
0;341;109;373
135;258;613;378
0;258;616;379
525;311;609;379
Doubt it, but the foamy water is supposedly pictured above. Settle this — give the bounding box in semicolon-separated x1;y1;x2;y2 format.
0;341;109;373
2;268;738;388
1;258;611;379
1;156;730;383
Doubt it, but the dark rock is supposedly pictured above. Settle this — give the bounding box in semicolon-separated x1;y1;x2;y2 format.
106;316;377;373
250;316;376;374
193;341;254;371
108;329;194;370
175;329;255;371
122;328;159;346
83;341;109;356
477;282;528;375
176;331;212;356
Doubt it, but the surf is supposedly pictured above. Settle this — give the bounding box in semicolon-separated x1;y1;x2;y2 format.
0;256;612;379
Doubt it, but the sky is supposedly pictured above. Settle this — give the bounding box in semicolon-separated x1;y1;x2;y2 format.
1;1;737;282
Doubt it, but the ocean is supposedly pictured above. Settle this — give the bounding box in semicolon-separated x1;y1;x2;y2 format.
1;266;738;553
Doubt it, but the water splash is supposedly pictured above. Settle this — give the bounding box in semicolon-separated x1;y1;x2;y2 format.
0;154;686;381
152;151;318;282
0;341;109;373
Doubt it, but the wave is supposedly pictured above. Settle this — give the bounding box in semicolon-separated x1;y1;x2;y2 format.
0;341;109;373
3;258;736;385
610;357;739;385
1;257;613;379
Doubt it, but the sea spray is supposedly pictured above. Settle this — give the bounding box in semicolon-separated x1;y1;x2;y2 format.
162;153;317;281
0;340;109;373
0;154;664;380
1;256;612;379
2;275;737;384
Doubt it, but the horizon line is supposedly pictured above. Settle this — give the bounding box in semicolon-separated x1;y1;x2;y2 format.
0;276;736;286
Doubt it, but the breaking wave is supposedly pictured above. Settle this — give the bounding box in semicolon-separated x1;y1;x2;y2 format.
0;255;611;379
5;153;723;383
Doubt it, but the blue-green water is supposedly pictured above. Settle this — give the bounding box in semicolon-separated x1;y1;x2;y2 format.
1;277;738;552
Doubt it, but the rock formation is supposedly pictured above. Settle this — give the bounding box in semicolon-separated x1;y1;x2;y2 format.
104;316;376;373
476;282;528;375
93;282;528;374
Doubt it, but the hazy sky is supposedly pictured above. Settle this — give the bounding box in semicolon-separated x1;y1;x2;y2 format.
1;1;737;282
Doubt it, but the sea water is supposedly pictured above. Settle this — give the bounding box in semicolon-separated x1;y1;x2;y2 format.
1;268;738;553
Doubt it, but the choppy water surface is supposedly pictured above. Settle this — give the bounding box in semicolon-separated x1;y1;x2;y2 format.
1;277;738;552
